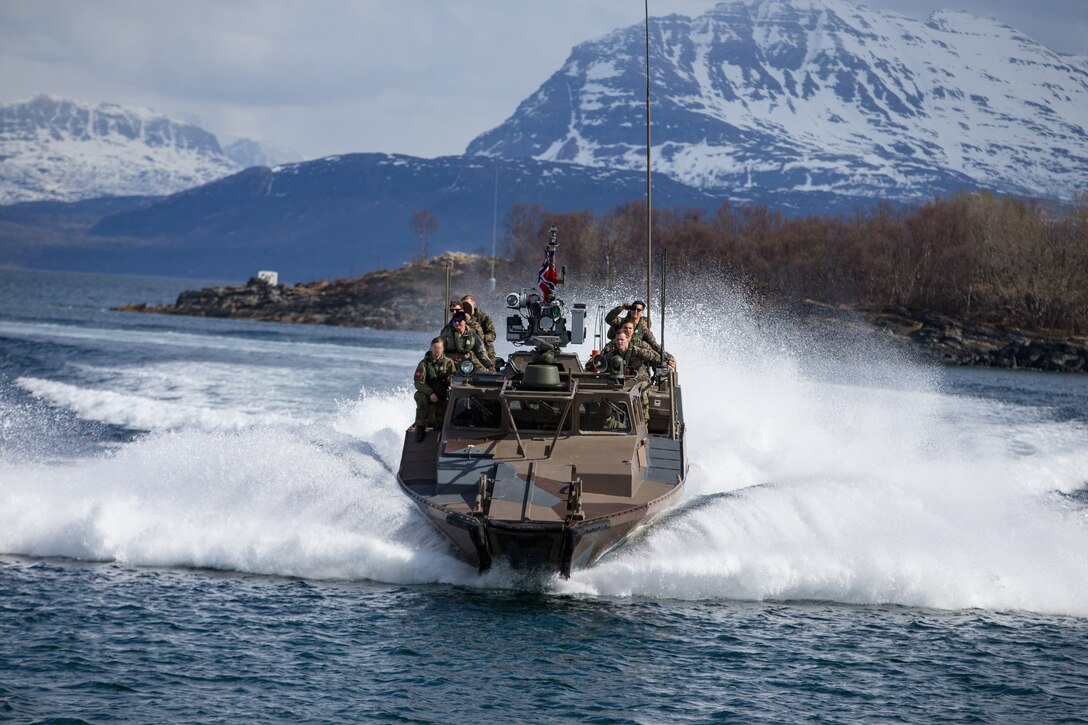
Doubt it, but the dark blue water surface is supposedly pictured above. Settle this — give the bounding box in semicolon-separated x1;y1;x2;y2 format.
2;269;1087;724
3;557;1087;724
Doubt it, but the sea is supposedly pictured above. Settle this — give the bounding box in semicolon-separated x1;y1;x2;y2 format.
1;268;1087;724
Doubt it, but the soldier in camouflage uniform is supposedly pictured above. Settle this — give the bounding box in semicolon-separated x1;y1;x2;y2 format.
413;337;457;442
461;294;497;362
616;319;673;364
602;330;675;413
605;300;662;354
441;300;485;340
440;314;494;372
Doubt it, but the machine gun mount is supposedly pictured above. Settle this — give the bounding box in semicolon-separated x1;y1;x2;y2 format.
503;226;586;349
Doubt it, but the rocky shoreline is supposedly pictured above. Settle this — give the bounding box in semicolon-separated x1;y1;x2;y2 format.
116;252;509;332
116;254;1088;374
797;301;1088;373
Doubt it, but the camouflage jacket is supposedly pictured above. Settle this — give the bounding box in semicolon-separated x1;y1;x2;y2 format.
439;329;494;370
471;308;498;358
413;352;457;396
602;339;671;380
441;316;485;340
604;305;660;353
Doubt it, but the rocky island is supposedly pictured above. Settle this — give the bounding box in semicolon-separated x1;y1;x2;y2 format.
116;252;1088;373
117;252;510;332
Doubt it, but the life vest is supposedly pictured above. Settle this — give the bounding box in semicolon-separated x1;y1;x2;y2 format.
453;333;473;356
604;344;640;376
424;354;452;387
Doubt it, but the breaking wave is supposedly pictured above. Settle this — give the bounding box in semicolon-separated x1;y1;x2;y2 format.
2;291;1087;616
16;376;303;432
0;392;477;585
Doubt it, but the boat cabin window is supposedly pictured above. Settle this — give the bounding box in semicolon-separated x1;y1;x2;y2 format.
507;398;572;434
450;396;502;430
578;397;632;433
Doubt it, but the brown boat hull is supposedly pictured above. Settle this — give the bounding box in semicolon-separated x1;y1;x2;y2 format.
398;474;684;577
396;351;687;578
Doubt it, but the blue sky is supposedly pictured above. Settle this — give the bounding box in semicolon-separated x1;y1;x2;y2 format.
0;0;1083;160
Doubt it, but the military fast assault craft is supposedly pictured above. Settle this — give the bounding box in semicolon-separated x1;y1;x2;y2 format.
397;228;687;577
396;3;684;576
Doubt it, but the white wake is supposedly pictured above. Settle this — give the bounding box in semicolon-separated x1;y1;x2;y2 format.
2;294;1087;616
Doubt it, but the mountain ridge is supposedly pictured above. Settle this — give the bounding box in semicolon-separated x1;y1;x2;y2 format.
0;94;298;204
467;0;1088;203
2;152;718;280
4;0;1086;282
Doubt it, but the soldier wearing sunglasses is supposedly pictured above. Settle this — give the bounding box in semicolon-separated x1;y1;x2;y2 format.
440;313;494;372
605;299;662;355
440;300;484;340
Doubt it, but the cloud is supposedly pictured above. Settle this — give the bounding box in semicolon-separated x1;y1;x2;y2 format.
859;0;1087;56
0;0;1083;160
0;0;665;156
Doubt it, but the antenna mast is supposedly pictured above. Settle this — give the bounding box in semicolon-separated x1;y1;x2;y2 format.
491;160;498;291
487;160;498;291
644;0;652;310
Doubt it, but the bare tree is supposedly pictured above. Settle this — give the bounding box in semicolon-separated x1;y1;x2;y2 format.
495;191;1088;334
410;209;438;262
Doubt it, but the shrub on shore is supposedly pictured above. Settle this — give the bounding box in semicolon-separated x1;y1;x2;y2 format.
503;192;1088;335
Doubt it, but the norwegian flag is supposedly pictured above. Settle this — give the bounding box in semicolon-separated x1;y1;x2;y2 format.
538;246;559;301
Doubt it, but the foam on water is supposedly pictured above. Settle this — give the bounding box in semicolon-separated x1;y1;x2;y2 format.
565;476;1088;615
0;318;414;367
16;376;303;432
0;393;476;585
563;299;1088;616
2;292;1087;616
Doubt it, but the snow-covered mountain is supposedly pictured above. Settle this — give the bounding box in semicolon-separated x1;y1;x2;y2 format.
468;0;1088;202
0;95;297;204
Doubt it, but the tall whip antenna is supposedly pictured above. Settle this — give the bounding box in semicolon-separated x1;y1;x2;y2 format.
644;0;653;310
490;159;498;292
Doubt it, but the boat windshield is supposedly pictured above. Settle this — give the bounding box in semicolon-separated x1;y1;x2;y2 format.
450;396;502;429
578;397;632;433
507;398;571;433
